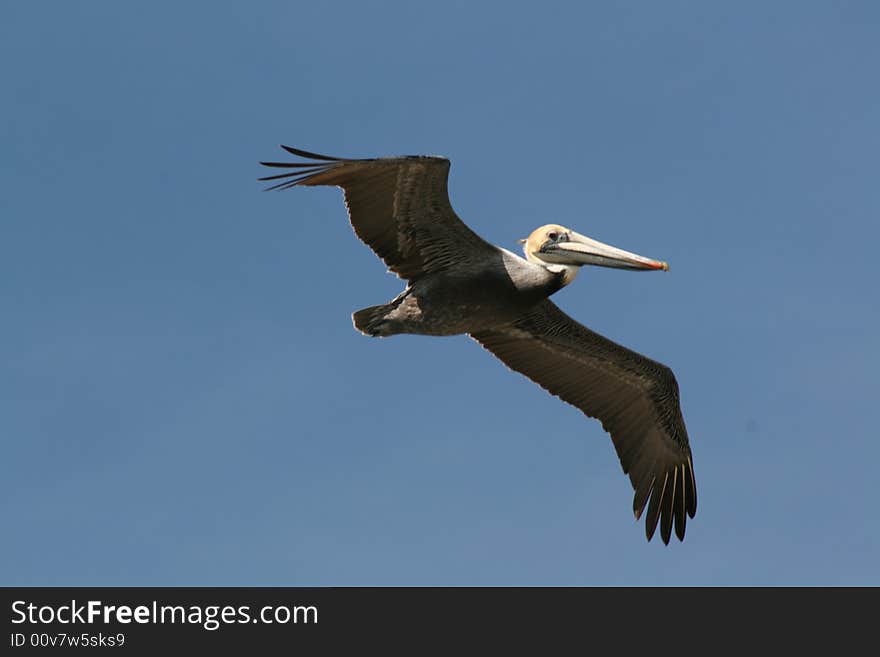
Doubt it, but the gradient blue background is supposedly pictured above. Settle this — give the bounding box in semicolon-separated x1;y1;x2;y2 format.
3;2;878;585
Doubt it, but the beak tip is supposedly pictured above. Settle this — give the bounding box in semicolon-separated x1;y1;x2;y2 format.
660;261;669;272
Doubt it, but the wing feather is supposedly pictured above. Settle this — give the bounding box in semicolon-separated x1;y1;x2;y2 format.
259;146;494;279
471;299;697;543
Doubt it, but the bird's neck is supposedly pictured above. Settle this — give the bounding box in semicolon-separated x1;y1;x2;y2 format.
546;264;580;287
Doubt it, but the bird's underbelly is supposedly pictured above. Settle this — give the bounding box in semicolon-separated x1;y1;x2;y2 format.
382;272;552;336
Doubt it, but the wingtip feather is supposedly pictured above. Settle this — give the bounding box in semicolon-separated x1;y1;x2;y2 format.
280;145;341;161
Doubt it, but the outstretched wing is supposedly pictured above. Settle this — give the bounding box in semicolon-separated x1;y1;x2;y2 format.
259;146;495;280
471;299;697;544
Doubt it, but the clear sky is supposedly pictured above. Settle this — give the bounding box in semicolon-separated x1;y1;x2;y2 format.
2;1;878;586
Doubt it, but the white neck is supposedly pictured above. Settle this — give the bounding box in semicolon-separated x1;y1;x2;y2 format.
546;263;580;286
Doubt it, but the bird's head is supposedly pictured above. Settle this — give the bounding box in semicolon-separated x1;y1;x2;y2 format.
518;223;668;286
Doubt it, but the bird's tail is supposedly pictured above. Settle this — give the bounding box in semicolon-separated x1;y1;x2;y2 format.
352;304;394;336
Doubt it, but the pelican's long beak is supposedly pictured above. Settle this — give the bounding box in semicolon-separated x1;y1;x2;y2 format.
541;231;669;271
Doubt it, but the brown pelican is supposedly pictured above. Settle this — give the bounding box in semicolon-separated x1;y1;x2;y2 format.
259;146;697;544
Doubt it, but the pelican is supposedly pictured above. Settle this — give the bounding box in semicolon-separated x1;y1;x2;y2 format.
259;146;697;544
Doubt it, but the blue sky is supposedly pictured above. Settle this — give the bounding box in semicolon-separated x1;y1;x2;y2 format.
2;1;878;585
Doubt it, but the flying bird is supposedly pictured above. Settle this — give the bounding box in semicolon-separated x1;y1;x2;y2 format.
259;146;697;544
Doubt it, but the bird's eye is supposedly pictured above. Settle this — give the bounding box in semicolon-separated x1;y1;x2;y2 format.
547;231;558;241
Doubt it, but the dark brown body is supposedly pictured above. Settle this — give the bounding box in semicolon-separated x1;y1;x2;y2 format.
353;248;564;336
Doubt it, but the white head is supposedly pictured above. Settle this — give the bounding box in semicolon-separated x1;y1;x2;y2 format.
520;223;668;286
